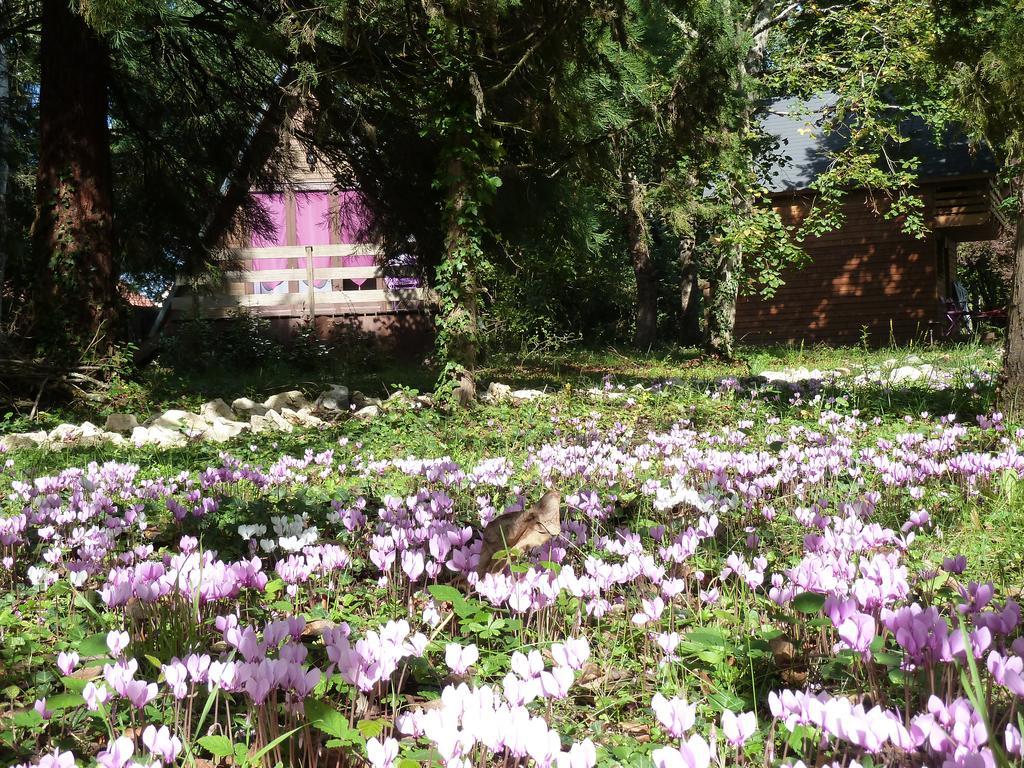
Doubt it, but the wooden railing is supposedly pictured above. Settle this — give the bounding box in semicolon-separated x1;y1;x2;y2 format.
932;179;1008;230
171;245;429;319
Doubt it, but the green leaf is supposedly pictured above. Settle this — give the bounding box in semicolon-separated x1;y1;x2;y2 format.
78;632;110;657
357;719;386;740
61;676;87;693
792;592;826;615
305;699;361;743
685;628;727;648
12;710;43;728
874;652;902;667
428;584;464;604
46;693;84;711
198;735;234;758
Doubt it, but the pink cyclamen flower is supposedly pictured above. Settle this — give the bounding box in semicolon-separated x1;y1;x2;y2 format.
124;679;159;709
444;643;479;676
633;596;665;626
83;681;110;711
97;736;134;768
721;710;757;746
540;665;575;699
366;736;399;768
106;630;130;657
652;693;696;738
35;750;76;768
162;659;189;699
34;698;53;720
556;738;597;768
651;735;712;768
837;613;876;658
943;555;967;574
142;724;182;764
57;651;79;676
552;638;591;670
1007;724;1023;757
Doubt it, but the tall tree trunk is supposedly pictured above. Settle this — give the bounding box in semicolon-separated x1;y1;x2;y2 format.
441;155;479;406
30;0;118;353
997;187;1024;418
624;170;657;348
678;232;702;346
706;242;741;359
0;44;9;332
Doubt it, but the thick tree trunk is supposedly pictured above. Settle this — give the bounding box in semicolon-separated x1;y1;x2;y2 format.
996;193;1024;419
705;243;740;359
442;155;478;406
624;170;657;348
30;0;119;352
678;233;702;346
0;44;9;331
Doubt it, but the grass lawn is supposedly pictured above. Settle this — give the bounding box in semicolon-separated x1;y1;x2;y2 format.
2;342;1022;768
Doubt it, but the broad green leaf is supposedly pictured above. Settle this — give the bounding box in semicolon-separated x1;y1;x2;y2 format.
792;592;826;615
305;699;360;742
78;632;109;657
197;735;234;757
428;584;464;604
357;719;386;740
46;693;84;711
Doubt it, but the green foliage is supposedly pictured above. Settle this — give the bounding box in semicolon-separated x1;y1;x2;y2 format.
161;312;279;374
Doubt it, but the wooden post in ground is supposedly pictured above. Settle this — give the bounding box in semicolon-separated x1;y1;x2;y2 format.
305;245;316;323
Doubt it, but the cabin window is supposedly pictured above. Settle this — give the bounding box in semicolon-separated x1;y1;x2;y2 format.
295;192;333;292
251;193;289;294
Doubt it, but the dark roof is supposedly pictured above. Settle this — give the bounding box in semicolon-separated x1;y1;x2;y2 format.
759;95;998;193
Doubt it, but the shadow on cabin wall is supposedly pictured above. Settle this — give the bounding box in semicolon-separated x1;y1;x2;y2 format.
262;311;436;361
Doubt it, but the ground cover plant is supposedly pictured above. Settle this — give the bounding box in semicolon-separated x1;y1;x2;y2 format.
3;344;1024;768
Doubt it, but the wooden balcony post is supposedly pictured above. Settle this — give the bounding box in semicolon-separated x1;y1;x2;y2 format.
305;245;315;321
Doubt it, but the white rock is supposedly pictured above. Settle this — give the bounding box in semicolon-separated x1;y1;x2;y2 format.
889;366;923;383
263;390;310;411
205;417;249;443
314;385;349;412
249;414;274;433
48;423;83;443
352;405;380;420
482;382;512;404
351;391;383;410
280;407;323;427
0;431;48;451
103;432;128;447
104;413;139;434
133;425;187;448
232;397;269;417
150;410;208;433
586;387;627;400
77;422;109;447
200;399;235;421
265;410;294;432
511;389;549;403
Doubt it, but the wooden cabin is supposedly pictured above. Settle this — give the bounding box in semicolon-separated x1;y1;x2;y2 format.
170;141;432;348
734;97;1006;345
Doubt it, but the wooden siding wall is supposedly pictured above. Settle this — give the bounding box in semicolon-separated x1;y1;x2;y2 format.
734;192;940;346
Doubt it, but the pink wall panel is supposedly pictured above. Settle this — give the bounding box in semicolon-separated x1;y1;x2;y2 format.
295;192;332;288
251;193;288;292
337;191;371;244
